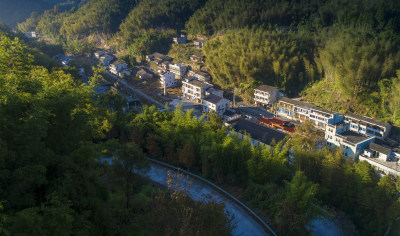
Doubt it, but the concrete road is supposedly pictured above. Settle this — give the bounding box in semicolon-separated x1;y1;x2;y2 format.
134;162;272;236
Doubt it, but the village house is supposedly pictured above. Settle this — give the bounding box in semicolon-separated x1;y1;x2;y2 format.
94;51;106;59
202;94;230;116
160;71;177;88
137;69;152;80
182;78;212;103
193;39;206;49
100;54;114;66
254;85;280;107
169;63;188;79
188;70;211;82
325;120;375;159
344;112;391;139
173;34;187;44
359;143;400;176
24;31;36;38
110;61;128;76
276;97;343;130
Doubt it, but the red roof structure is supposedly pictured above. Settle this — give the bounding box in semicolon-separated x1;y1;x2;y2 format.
257;117;295;134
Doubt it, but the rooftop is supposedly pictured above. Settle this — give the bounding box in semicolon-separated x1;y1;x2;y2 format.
186;79;209;88
359;155;400;175
255;85;278;93
204;94;226;104
369;142;392;155
193;70;210;77
224;109;237;117
345;112;390;128
233;119;287;145
279;97;335;115
338;131;373;145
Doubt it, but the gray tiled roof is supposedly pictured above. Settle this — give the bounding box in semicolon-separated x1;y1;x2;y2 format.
339;131;372;145
345;112;390;128
255;85;278;93
369;142;392;155
188;79;208;88
233;119;287;145
279;97;335;115
204;94;224;104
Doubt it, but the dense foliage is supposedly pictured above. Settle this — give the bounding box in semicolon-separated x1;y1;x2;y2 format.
304;28;400;124
203;28;321;101
0;33;233;235
117;0;206;45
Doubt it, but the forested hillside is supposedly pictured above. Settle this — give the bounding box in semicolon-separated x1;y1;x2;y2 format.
16;0;400;125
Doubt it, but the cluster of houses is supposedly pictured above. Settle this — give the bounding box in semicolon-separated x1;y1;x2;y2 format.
95;51;131;77
251;83;400;176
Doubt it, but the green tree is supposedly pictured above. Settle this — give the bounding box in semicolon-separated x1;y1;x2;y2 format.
179;141;195;170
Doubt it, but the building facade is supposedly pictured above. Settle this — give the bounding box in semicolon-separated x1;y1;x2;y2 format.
344;112;391;139
254;85;280;107
169;63;187;79
182;78;212;103
202;94;230;116
276;97;343;130
173;34;187;44
160;72;177;88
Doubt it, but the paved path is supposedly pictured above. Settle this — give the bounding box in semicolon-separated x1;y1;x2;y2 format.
134;159;275;236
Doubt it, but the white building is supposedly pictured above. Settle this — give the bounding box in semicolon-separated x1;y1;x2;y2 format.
110;61;128;75
344;112;391;139
360;143;400;176
276;97;343;130
173;34;187;44
325;121;375;159
160;72;177;88
100;55;114;66
182;78;212;103
169;63;188;79
254;85;280;107
202;94;230;116
94;51;106;59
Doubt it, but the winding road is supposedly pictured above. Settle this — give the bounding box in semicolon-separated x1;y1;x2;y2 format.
135;158;275;236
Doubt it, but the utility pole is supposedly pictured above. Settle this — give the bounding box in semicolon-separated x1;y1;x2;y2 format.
233;87;237;108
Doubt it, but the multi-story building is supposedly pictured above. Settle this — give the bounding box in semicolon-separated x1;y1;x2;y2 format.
182;78;212;103
325;121;375;158
169;63;187;79
254;85;280;107
360;143;400;176
202;94;230;116
160;72;177;88
110;61;128;75
276;97;343;130
173;34;187;44
344;112;391;139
